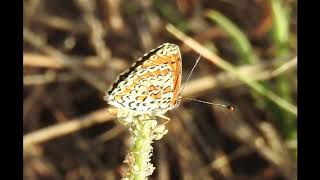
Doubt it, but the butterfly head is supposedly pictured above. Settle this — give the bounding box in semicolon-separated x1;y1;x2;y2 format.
172;95;182;109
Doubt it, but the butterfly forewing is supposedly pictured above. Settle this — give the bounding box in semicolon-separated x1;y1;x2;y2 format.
105;43;182;115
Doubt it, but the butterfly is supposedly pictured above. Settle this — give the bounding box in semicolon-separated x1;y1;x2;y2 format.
104;43;182;122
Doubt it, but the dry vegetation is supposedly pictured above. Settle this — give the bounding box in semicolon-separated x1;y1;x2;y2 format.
23;0;297;179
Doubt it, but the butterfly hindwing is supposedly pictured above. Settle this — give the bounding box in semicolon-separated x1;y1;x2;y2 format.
105;43;182;115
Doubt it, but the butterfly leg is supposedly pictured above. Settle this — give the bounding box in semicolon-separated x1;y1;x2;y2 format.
137;114;170;125
156;114;171;125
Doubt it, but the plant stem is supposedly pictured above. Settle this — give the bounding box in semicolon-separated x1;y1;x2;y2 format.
206;10;258;64
121;114;168;180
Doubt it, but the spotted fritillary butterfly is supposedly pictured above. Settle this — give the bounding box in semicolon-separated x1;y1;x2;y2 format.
104;43;182;121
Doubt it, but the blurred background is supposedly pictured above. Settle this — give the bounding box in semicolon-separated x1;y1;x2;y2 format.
23;0;297;179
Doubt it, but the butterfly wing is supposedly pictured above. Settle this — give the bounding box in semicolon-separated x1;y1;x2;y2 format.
105;43;182;114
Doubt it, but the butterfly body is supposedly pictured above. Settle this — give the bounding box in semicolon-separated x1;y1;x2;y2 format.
105;43;182;120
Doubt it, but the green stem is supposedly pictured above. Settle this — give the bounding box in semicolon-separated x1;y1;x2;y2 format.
206;10;258;64
270;0;296;145
120;115;168;180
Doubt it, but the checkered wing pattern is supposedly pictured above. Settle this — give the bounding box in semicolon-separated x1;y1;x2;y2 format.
105;43;182;115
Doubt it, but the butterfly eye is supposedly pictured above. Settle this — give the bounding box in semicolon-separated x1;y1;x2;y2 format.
174;96;182;107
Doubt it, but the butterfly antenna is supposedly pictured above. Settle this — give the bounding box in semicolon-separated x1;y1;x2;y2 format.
178;55;234;111
179;55;201;95
182;97;234;111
